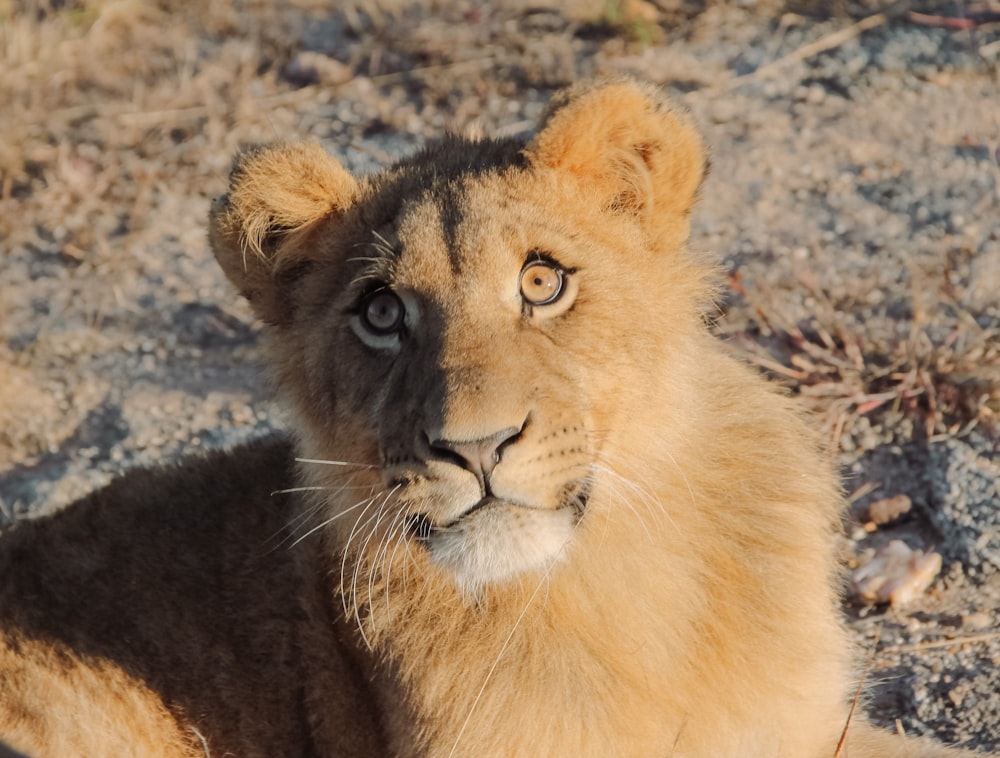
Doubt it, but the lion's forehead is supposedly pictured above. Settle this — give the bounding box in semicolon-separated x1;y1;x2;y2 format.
365;173;569;292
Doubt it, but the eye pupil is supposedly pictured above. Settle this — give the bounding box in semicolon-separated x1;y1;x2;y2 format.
361;290;404;334
520;261;564;306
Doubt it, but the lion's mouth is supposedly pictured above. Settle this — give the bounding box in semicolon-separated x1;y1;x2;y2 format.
449;495;504;524
405;480;590;542
404;498;507;540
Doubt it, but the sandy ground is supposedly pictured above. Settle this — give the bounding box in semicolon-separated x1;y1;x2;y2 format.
1;0;999;751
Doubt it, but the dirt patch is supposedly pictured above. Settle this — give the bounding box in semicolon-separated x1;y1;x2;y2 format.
1;0;998;749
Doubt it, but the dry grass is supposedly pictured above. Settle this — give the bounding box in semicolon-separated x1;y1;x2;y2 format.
0;0;336;265
725;268;1000;446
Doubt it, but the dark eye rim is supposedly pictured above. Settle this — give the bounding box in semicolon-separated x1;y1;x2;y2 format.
358;287;405;336
519;255;568;306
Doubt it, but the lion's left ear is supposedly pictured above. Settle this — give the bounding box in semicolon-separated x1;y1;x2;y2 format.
524;79;708;234
209;142;358;325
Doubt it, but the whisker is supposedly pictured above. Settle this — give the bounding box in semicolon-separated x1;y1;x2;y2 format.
270;486;328;495
588;463;658;542
341;497;381;646
363;502;402;630
280;479;372;539
282;480;361;535
371;509;408;624
290;494;376;549
295;457;373;469
350;504;389;648
350;272;383;287
657;446;696;512
592;449;684;535
263;481;369;552
342;485;401;648
383;512;414;617
284;498;325;534
371;229;396;250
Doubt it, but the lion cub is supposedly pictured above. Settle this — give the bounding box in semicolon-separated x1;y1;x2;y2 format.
0;79;985;757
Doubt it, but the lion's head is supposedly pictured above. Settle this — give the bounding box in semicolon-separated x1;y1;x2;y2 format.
209;79;709;598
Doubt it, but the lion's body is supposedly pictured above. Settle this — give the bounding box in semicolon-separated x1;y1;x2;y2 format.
0;80;984;757
0;440;384;757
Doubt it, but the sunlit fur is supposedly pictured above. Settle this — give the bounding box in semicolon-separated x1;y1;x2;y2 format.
211;79;980;757
0;79;985;757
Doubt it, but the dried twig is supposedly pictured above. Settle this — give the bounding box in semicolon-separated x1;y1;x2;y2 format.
907;11;976;30
908;5;1000;29
748;13;888;81
686;12;888;98
882;632;1000;654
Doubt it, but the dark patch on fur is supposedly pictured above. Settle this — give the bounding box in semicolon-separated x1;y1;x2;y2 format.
361;135;528;260
0;436;386;756
227;143;271;181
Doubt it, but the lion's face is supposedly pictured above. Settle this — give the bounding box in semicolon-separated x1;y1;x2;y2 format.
210;80;708;594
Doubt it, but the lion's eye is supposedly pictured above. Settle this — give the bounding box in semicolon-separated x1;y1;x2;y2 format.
360;290;405;335
520;261;564;306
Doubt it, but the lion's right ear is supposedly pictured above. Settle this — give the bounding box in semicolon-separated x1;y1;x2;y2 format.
524;79;707;250
208;143;358;325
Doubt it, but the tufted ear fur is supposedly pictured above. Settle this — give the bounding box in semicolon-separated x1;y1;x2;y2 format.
208;142;358;325
524;79;708;245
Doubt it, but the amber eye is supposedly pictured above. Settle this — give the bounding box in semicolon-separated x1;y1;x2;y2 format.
519;261;564;306
360;289;405;335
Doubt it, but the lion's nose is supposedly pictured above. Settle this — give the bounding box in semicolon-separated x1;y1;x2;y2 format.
427;426;522;486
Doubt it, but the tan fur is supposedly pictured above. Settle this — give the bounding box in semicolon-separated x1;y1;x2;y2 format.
0;79;987;757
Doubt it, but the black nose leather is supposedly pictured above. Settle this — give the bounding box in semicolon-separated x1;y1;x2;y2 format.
427;426;522;484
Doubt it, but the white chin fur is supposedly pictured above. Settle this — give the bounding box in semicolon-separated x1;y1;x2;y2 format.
427;505;576;593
